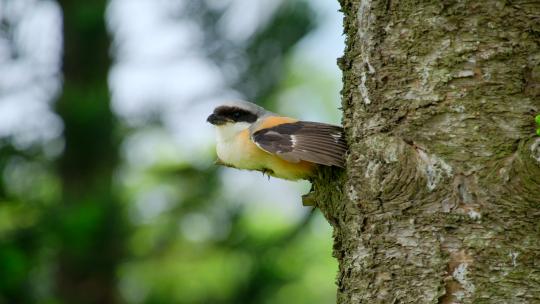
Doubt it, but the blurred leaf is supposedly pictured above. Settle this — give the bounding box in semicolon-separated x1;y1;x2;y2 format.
0;246;28;289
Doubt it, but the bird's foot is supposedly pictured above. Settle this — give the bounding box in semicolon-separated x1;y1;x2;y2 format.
261;168;273;180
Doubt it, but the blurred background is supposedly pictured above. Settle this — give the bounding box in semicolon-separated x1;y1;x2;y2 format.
0;0;343;303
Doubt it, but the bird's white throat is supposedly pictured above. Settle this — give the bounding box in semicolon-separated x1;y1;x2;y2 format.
214;122;253;168
215;122;251;143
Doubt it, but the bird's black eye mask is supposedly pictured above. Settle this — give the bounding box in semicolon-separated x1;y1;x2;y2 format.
207;106;258;125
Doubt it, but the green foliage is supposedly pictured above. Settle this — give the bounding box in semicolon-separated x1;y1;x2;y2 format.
0;1;338;303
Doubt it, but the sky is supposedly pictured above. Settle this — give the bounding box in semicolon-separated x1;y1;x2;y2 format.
0;0;62;152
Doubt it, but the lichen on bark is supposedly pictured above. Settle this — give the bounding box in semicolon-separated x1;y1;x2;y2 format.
312;1;540;303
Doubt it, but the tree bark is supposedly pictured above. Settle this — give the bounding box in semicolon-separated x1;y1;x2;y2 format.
314;1;540;303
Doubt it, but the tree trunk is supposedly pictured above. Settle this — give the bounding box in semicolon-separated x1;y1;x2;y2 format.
314;1;540;303
54;1;124;303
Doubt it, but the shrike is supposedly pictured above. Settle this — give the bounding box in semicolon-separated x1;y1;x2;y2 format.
207;100;346;180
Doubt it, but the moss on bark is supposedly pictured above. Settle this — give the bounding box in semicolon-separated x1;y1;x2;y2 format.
313;0;540;303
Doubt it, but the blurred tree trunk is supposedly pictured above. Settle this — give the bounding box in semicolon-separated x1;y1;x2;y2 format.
315;1;540;303
54;1;124;303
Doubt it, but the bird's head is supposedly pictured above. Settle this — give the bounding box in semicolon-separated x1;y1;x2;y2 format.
206;100;268;127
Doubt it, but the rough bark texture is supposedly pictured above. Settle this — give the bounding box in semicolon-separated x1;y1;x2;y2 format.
314;1;540;303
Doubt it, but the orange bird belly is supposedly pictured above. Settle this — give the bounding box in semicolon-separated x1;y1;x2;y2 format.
239;132;316;180
217;116;317;180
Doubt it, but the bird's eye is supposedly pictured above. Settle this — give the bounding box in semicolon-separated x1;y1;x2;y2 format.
233;112;241;118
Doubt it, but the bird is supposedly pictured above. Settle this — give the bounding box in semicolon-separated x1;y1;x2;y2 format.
206;100;347;180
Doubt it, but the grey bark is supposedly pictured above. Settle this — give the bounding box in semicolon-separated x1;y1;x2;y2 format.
314;1;540;303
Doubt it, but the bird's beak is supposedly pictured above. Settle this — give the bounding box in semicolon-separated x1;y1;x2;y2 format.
206;113;228;125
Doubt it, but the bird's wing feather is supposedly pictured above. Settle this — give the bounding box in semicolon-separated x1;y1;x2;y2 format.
251;121;347;167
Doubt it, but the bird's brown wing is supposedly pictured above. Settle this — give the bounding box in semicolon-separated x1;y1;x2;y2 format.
251;121;347;167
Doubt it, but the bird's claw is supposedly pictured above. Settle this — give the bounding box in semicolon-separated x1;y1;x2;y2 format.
261;168;273;180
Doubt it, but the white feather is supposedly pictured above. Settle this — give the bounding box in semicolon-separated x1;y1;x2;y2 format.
216;122;250;143
290;134;297;146
215;122;254;168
